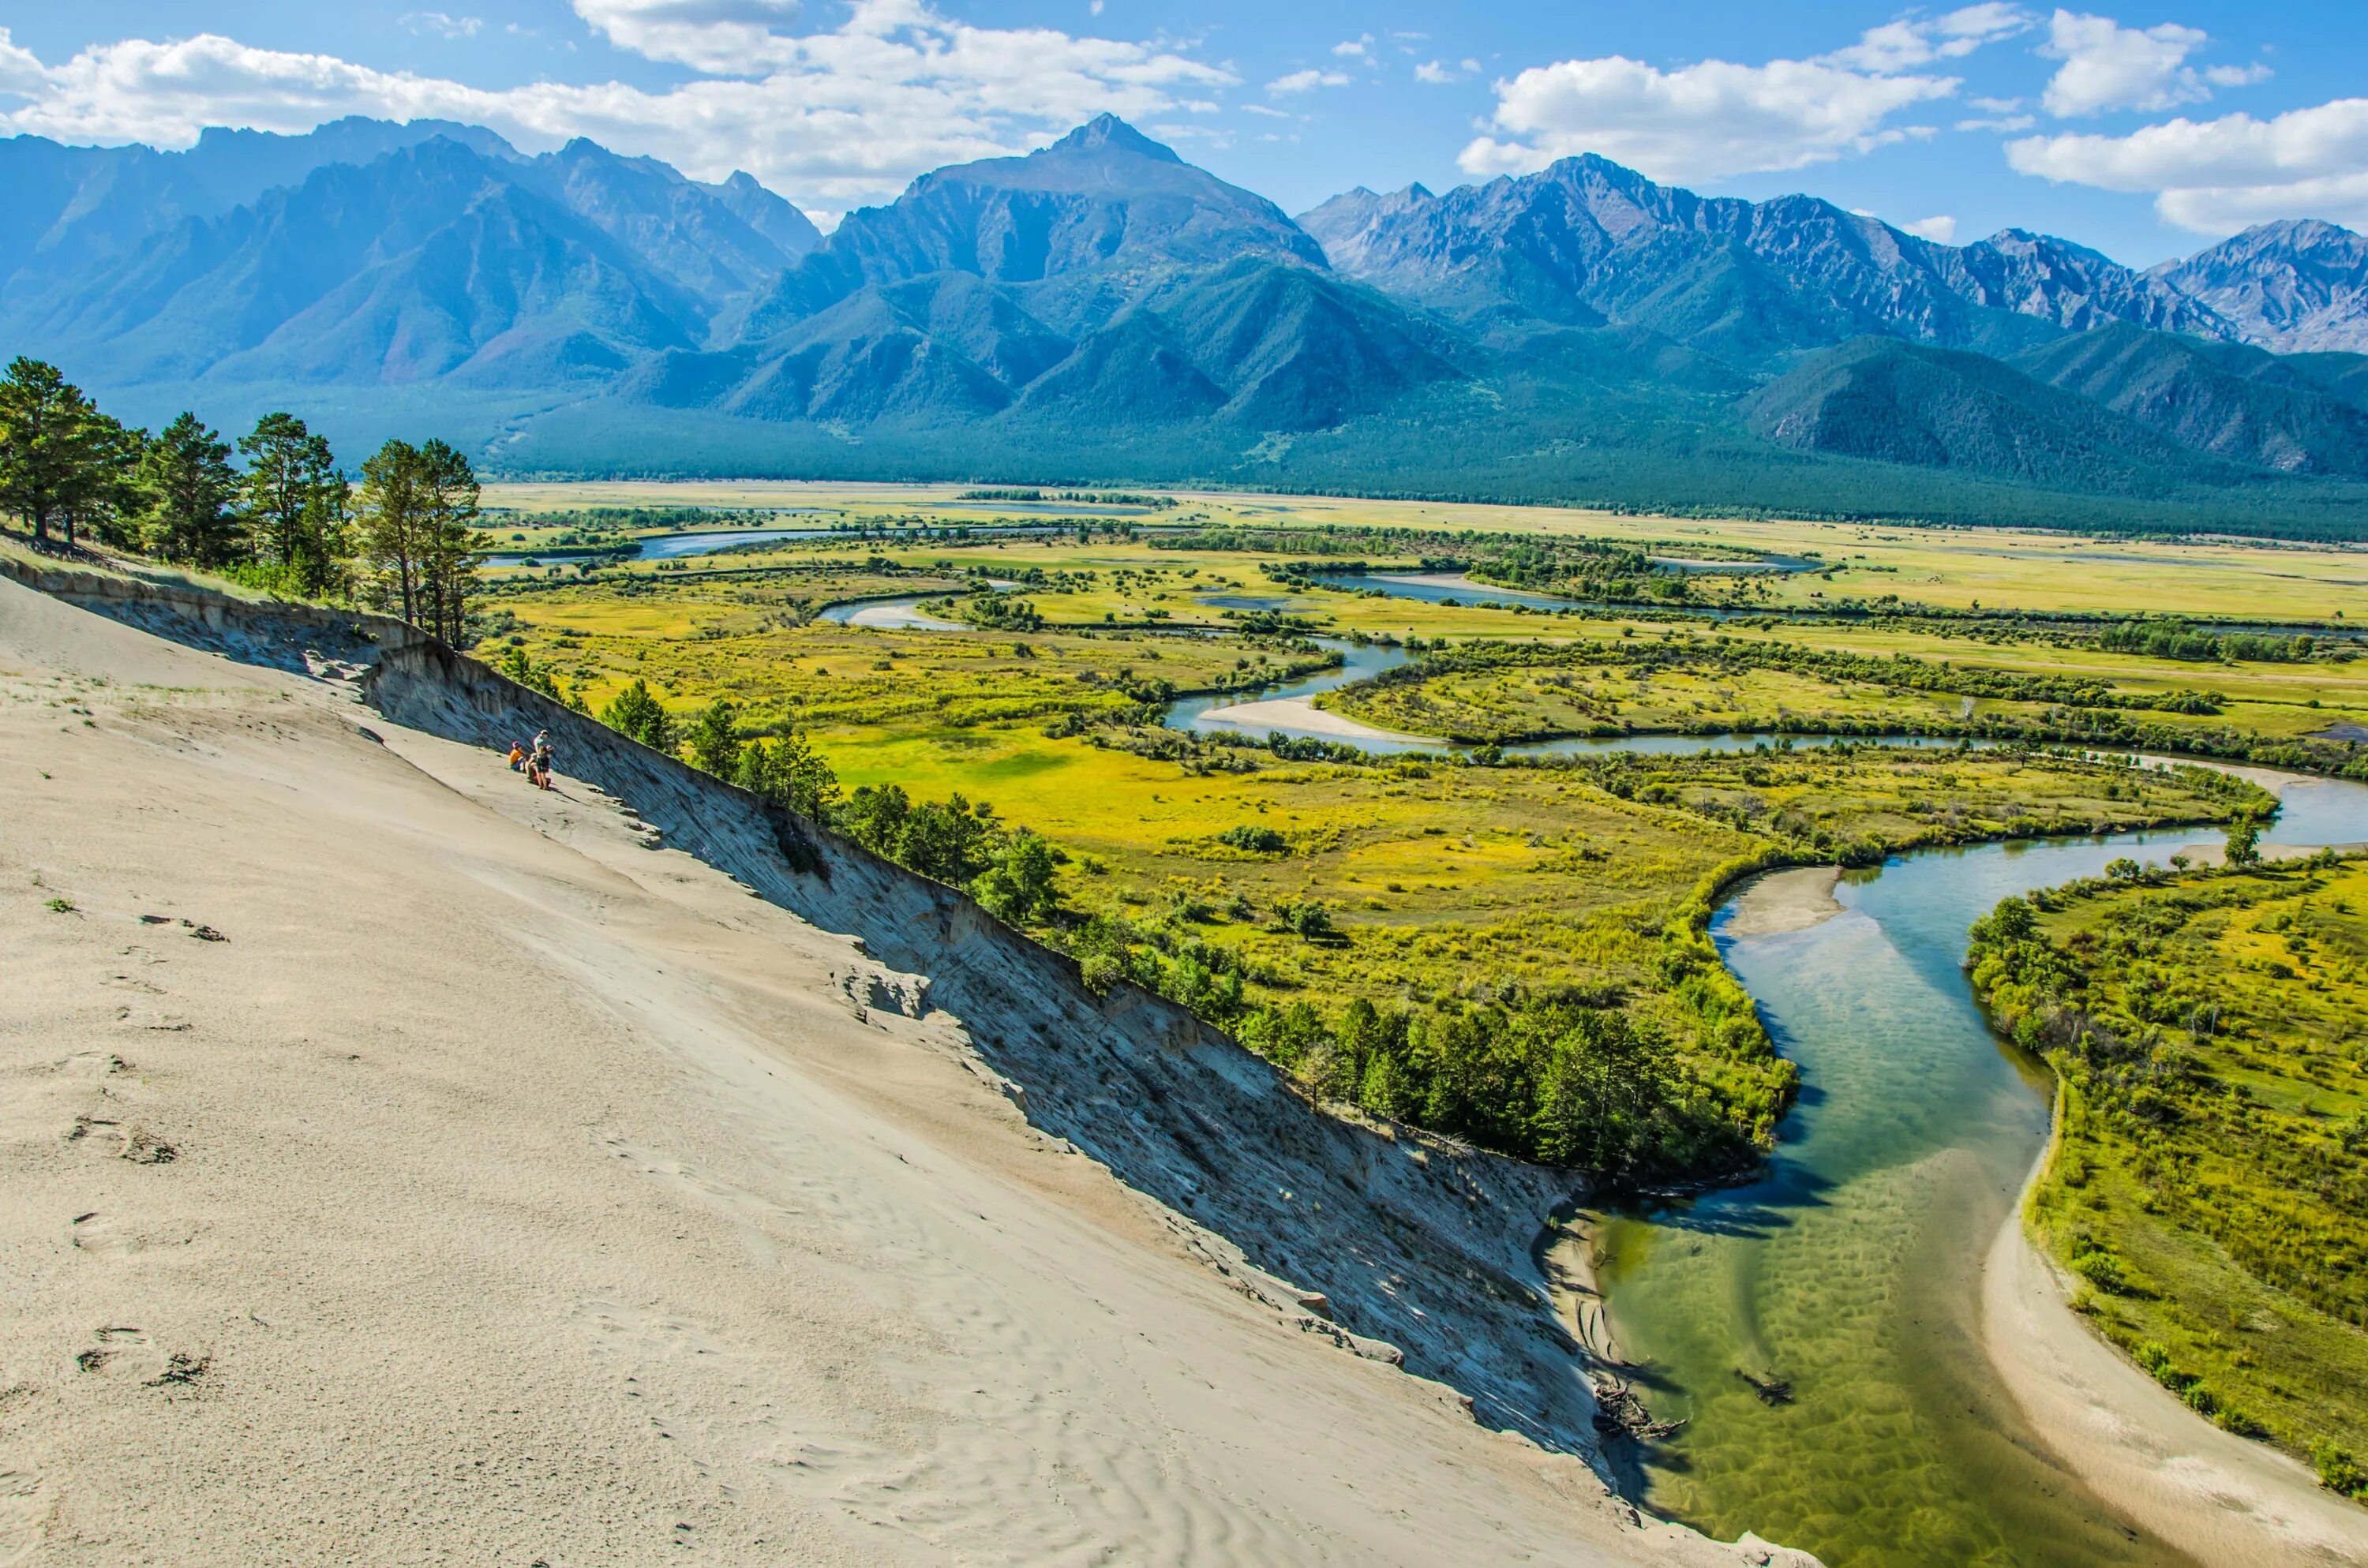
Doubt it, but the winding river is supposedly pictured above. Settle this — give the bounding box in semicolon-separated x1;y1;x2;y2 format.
826;587;2368;1562
1589;773;2368;1568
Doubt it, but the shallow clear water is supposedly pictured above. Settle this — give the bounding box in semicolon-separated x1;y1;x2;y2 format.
1596;775;2368;1567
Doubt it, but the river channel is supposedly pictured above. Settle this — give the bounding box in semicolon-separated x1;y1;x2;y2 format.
1587;767;2368;1567
826;586;2368;1563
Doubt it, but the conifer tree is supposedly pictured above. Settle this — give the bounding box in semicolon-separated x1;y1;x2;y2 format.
141;412;241;565
238;412;347;591
0;357;117;547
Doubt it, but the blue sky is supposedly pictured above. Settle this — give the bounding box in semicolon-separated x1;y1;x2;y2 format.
3;1;2364;265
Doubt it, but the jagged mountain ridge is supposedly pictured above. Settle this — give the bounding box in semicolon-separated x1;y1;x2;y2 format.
736;116;1326;340
631;116;1454;435
1299;155;2230;356
3;114;2366;530
2152;220;2368;355
0;121;819;389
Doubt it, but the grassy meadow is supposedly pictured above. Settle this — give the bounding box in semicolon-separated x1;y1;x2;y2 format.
477;492;2306;1174
1967;858;2368;1489
481;481;2368;624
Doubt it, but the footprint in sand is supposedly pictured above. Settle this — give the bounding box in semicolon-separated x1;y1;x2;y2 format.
0;1468;43;1566
73;1330;206;1389
69;1214;131;1258
74;1327;164;1382
50;1051;132;1078
116;1127;177;1165
69;1212;197;1259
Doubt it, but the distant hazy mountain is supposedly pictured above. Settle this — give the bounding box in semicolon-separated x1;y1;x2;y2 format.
1298;155;2227;358
6;114;2366;537
2153;220;2368;354
2;128;819;391
0;118;520;293
639;115;1451;434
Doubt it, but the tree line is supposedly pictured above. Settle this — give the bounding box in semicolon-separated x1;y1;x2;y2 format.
0;357;489;642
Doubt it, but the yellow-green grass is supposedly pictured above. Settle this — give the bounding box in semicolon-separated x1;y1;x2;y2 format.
1976;859;2368;1480
478;481;2368;623
1327;659;2048;742
490;573;1334;729
493;531;2368;748
488;566;2258;1157
1317;637;2368;753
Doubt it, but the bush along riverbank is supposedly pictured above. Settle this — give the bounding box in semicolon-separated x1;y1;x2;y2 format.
1966;852;2368;1499
1010;738;2269;1188
1321;635;2368;781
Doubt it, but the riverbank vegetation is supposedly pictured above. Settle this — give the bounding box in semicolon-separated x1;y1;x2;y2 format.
1321;634;2368;780
463;544;2269;1181
1966;857;2368;1492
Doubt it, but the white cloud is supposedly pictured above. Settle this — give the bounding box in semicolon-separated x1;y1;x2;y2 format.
1460;51;1959;185
1151;122;1230;147
1267;68;1350;95
0;27;45;93
1958;113;2036;130
572;0;803;73
1413;60;1458;85
1902;213;1958;241
0;5;1235;222
401;11;484;39
2037;10;2267;118
2009;96;2368;230
1823;6;2032;73
1332;34;1375;65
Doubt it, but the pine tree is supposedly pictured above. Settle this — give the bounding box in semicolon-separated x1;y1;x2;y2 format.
684;700;743;778
599;680;676;753
140;412;242;565
238;412;347;591
62;413;147;551
415;439;486;644
358;440;424;626
0;358;118;548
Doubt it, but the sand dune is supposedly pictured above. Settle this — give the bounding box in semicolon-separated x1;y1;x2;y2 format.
0;572;1806;1565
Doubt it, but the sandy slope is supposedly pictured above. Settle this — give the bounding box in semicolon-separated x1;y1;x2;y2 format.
0;578;1797;1565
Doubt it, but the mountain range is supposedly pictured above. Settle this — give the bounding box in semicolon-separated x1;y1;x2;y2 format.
5;114;2366;538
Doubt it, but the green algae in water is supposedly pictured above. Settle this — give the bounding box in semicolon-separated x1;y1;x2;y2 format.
1598;833;2252;1568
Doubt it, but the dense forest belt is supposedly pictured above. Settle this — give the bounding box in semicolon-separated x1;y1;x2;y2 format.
1325;636;2368;780
1966;856;2368;1496
2;556;1637;1468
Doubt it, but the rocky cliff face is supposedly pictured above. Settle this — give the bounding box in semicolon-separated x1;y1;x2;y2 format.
2153;219;2368;354
736;114;1327;341
1298;156;2229;354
